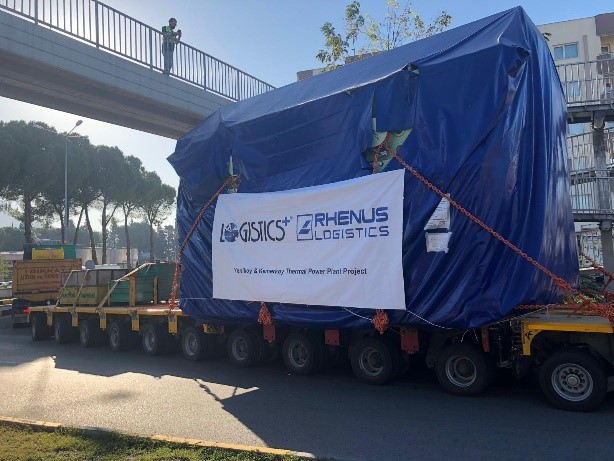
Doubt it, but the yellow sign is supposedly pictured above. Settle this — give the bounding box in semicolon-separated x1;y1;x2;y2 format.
60;287;108;305
32;248;65;260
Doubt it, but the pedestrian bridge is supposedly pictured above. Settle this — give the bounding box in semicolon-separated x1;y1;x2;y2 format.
0;0;274;139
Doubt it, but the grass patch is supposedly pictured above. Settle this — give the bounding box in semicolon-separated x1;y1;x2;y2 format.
0;421;309;461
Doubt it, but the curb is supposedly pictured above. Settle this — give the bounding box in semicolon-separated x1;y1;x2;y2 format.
0;416;317;459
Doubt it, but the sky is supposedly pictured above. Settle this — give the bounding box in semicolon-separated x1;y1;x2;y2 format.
0;0;610;228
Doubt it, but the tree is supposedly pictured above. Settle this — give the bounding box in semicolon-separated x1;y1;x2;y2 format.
71;142;103;263
95;145;127;264
0;258;8;281
38;133;91;243
138;172;175;261
0;226;25;251
0;121;63;243
317;1;451;69
116;155;145;267
0;122;20;193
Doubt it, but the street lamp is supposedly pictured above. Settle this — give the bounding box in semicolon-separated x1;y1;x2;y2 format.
33;120;84;243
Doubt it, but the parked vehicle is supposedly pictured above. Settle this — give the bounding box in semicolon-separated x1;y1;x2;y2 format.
11;244;81;327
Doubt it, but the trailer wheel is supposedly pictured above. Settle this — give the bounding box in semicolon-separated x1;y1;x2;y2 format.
227;328;261;367
282;332;320;375
79;319;101;348
539;349;607;412
351;337;395;385
142;324;167;356
54;316;74;344
435;343;494;397
181;326;207;361
108;321;132;352
31;314;49;341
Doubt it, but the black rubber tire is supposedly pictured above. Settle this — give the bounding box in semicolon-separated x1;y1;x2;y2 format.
108;321;133;352
282;332;320;375
227;328;261;367
79;318;100;348
31;314;49;341
54;316;74;344
435;343;494;397
181;326;207;361
538;349;607;412
142;324;167;356
350;337;395;385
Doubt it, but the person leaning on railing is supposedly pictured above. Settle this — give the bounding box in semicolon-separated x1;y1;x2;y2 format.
162;17;182;75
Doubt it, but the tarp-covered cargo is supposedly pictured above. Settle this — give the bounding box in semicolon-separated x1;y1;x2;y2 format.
168;7;578;330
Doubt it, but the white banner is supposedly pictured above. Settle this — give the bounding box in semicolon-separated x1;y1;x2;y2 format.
212;169;406;310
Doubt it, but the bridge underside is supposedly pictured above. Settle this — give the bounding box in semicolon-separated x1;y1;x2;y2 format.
0;51;206;139
567;104;614;125
0;11;231;139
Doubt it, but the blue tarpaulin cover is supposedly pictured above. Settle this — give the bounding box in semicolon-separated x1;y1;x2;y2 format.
168;6;578;330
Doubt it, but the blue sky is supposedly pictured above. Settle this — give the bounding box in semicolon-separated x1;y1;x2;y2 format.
0;0;610;226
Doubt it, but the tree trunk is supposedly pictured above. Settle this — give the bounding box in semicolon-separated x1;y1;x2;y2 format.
149;222;155;262
23;197;33;244
124;210;132;268
73;207;84;246
85;207;98;264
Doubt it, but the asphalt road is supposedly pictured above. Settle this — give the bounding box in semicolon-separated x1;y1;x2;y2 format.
0;315;613;461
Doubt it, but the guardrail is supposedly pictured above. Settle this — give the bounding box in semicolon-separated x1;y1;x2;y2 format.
568;128;614;171
0;0;275;101
569;169;614;215
556;58;614;106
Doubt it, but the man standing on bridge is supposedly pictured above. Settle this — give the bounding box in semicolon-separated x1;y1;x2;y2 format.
162;17;182;75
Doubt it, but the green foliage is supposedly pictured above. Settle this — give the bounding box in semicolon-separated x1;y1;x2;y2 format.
0;120;177;256
0;257;8;281
317;0;451;69
0;226;24;251
139;171;176;261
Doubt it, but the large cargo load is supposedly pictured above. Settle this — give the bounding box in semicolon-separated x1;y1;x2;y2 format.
168;7;578;330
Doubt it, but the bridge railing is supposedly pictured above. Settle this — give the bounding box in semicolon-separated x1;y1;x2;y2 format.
556;58;614;106
567;128;614;171
0;0;275;101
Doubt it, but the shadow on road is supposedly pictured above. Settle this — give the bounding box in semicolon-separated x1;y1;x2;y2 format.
2;316;614;460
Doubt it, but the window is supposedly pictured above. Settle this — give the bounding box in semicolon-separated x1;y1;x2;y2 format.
601;45;611;54
553;43;579;60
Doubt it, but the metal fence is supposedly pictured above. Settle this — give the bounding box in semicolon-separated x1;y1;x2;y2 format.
567;129;614;215
567;128;614;171
556;58;614;106
0;0;275;101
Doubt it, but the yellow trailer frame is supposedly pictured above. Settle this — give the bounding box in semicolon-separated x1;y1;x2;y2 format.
519;310;614;356
28;304;189;335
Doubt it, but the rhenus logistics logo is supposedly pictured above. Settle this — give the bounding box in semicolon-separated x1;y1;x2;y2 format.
297;207;390;241
219;207;390;243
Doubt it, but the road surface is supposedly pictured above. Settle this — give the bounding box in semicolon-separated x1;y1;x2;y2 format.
0;316;612;460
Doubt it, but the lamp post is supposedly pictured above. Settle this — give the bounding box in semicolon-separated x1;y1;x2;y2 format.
33;120;83;243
